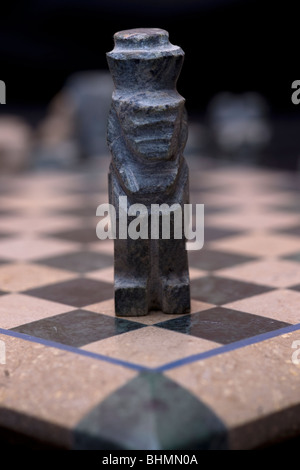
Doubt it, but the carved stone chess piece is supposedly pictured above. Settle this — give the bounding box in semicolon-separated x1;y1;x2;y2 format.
106;28;190;316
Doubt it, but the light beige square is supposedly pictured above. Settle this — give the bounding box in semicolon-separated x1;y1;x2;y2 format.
0;194;87;213
224;289;300;324
0;237;80;261
216;259;300;288
82;326;220;368
205;211;299;231
210;233;300;257
0;293;74;328
88;240;114;255
0;215;82;235
86;266;114;284
0;262;77;292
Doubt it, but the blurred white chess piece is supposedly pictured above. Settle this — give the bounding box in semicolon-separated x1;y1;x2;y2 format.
0;116;33;173
208;91;271;158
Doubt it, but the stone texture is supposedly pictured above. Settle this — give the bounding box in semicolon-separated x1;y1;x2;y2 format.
0;333;135;448
166;330;300;449
106;28;190;316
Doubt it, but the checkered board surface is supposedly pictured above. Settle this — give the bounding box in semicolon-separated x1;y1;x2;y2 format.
0;156;300;450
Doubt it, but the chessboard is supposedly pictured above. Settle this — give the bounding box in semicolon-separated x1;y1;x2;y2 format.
0;154;300;450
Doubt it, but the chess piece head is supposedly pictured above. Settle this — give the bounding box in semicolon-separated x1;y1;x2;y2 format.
107;28;187;162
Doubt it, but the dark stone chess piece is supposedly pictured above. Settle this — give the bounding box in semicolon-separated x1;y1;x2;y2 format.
106;28;190;316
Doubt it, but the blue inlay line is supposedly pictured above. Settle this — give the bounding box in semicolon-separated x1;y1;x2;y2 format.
1;323;300;373
156;322;300;372
0;328;150;373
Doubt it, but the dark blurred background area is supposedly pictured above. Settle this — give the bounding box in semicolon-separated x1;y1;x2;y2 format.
0;0;299;172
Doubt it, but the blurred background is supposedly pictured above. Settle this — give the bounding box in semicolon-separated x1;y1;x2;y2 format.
0;0;299;173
